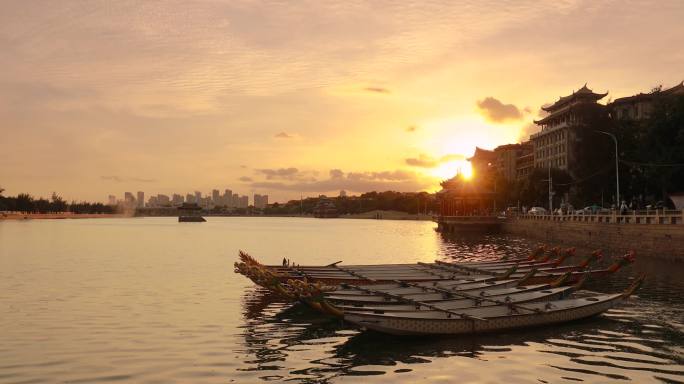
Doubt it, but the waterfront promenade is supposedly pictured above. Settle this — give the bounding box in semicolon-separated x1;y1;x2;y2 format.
502;210;684;260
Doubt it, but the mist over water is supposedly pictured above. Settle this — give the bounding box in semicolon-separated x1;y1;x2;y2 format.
0;217;682;383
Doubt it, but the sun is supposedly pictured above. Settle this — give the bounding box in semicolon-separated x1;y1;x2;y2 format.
430;160;473;181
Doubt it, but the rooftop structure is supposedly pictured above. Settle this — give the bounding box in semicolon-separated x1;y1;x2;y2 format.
313;196;338;218
610;81;684;121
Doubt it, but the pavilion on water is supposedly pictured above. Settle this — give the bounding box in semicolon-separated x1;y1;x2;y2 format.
437;175;496;217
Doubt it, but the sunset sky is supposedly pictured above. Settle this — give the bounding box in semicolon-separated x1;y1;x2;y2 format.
1;1;683;202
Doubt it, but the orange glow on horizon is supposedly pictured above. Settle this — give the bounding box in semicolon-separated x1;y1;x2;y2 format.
429;159;472;181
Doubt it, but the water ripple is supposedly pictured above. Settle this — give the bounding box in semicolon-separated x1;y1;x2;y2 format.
1;218;683;383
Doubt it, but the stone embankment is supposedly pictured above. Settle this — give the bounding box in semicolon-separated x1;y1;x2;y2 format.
502;212;684;261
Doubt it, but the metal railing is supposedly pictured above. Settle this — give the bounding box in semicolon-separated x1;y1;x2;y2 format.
515;210;684;225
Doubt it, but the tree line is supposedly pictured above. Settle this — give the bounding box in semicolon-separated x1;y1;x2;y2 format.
263;191;439;216
0;189;116;214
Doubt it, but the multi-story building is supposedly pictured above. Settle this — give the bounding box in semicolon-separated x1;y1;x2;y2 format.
124;192;135;206
493;143;533;181
107;195;117;206
224;189;232;206
253;194;269;209
239;195;249;208
186;193;195;204
212;189;220;205
157;194;170;206
172;194;184;206
136;191;144;208
515;147;534;180
468;144;534;182
610;81;683;121
231;193;240;208
194;191;202;205
531;84;607;174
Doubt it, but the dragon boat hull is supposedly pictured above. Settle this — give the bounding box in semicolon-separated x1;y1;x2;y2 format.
344;294;622;336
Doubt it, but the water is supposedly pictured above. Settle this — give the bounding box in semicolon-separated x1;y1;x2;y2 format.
0;217;682;383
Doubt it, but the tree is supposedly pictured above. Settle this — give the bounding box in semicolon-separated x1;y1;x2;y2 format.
51;192;68;213
16;193;35;213
613;94;684;206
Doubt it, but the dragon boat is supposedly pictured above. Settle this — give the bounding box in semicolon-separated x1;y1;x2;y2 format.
341;276;644;336
233;246;642;336
233;247;635;295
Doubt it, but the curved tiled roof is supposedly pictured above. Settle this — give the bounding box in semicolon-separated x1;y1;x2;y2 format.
541;84;608;112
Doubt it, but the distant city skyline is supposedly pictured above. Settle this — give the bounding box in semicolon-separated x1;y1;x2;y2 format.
112;188;266;209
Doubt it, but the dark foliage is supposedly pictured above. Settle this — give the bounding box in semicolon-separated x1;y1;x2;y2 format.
262;191;437;216
0;189;115;214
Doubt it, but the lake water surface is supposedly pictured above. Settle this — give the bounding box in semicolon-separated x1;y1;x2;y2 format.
1;217;683;383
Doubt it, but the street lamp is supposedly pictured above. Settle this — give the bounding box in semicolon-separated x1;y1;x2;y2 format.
596;130;620;208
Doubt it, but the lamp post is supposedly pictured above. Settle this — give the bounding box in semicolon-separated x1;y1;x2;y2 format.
596;130;620;208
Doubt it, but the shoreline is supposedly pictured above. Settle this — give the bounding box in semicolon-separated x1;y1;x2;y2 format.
0;210;434;222
0;213;128;220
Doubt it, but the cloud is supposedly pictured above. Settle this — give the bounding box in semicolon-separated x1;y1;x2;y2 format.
406;125;418;132
101;176;156;183
256;167;300;180
274;131;293;138
250;169;433;193
405;153;465;168
405;154;438;168
239;176;253;182
476;97;523;123
363;87;390;94
329;169;344;179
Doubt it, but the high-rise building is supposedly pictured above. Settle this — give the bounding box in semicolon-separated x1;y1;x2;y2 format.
186;193;195;204
232;193;240;208
224;189;232;206
195;191;202;205
124;192;135;206
172;194;184;206
253;194;269;209
212;189;220;204
157;194;170;206
239;195;249;208
137;191;144;208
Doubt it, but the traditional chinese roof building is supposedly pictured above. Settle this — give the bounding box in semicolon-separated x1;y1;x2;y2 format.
467;147;496;177
437;171;496;217
609;81;684;121
531;84;608;174
313;196;338;218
